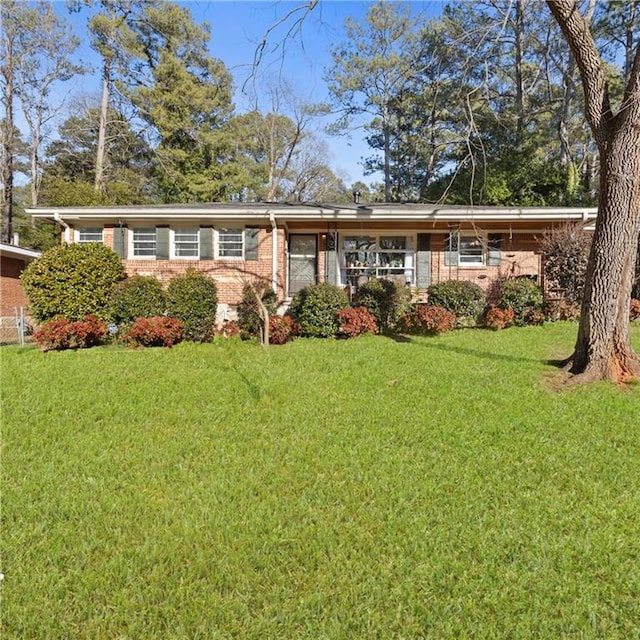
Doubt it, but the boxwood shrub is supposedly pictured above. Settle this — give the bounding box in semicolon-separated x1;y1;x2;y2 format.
355;278;411;331
426;280;485;323
289;283;349;338
21;243;126;322
499;277;544;326
166;270;217;342
110;275;167;326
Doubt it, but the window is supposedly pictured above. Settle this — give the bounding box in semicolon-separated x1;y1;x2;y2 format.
459;235;485;265
132;228;156;257
342;235;414;285
174;228;199;258
217;228;243;258
77;227;103;243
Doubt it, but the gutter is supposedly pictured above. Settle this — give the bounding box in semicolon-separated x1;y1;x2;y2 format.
53;212;71;244
269;212;278;293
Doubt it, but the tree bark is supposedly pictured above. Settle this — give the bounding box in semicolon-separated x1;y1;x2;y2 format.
1;1;15;243
95;62;110;194
548;0;640;383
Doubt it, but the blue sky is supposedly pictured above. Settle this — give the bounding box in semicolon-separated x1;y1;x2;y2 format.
51;1;443;187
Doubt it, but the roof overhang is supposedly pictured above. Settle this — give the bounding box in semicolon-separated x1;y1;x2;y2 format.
26;203;599;225
0;242;41;261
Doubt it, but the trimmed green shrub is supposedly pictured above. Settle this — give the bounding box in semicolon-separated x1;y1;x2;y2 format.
426;279;485;323
337;306;378;338
401;304;456;335
268;315;300;345
483;306;515;330
355;278;411;330
499;277;544;326
33;315;108;351
166;270;217;342
21;243;126;322
110;275;167;326
237;282;278;339
289;283;349;338
123;316;183;348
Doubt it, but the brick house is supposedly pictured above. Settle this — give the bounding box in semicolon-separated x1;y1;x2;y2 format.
27;202;598;320
0;242;41;341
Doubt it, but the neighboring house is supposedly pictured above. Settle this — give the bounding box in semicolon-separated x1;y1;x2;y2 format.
27;202;598;319
0;242;41;342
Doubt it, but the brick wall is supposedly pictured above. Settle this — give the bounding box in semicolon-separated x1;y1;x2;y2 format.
0;256;31;314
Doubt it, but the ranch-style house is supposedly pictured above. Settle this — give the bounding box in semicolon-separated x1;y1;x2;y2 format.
28;202;598;321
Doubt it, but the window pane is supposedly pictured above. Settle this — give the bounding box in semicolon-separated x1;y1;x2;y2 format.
218;228;243;257
78;227;103;243
175;227;199;257
133;228;156;257
459;236;484;265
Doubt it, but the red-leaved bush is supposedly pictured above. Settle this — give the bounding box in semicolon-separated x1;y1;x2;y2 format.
269;315;300;345
123;316;184;347
401;304;456;335
631;299;640;321
336;306;378;338
217;320;241;338
33;315;107;351
483;306;515;330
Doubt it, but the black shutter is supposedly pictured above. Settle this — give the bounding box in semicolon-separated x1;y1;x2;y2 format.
113;225;127;259
156;226;169;260
245;227;259;261
417;233;431;288
199;226;213;260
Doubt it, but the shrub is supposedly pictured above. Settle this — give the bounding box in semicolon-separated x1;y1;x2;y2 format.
166;270;217;342
426;280;485;323
110;275;166;326
123;316;183;347
33;315;108;351
498;277;544;326
401;304;456;336
21;243;126;322
355;278;411;330
217;320;241;338
541;223;591;303
483;306;515;330
237;282;278;339
631;299;640;321
337;306;378;338
268;315;300;345
544;299;581;322
289;283;349;338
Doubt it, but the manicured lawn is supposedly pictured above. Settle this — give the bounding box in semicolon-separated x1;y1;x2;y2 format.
2;323;640;638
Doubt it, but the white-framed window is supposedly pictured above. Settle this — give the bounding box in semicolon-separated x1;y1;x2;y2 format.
173;227;199;258
132;227;156;258
77;227;103;243
446;231;501;267
342;234;414;284
217;228;243;258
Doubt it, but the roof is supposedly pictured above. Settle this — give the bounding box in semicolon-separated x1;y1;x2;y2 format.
26;202;599;224
0;242;41;262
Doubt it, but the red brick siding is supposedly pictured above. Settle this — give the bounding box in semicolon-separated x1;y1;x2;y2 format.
1;256;31;314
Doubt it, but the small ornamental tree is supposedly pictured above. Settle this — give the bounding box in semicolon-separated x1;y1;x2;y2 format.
110;275;167;326
21;243;126;322
541;223;591;303
237;281;278;340
166;270;218;342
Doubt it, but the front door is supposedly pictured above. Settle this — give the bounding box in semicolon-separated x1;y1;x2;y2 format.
289;234;317;295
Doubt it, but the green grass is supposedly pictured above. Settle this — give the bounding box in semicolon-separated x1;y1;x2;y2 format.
2;324;640;638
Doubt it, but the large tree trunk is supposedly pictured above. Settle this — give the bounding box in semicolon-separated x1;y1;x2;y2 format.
548;0;640;383
1;1;15;243
95;62;110;194
567;125;640;382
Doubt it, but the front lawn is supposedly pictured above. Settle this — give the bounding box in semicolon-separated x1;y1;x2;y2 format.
2;324;640;638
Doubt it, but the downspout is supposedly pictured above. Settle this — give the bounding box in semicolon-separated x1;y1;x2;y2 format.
53;212;71;244
269;212;278;294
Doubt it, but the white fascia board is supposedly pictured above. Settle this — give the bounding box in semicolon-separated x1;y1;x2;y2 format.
0;243;41;260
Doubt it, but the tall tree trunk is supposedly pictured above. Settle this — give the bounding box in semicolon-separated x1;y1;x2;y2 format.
514;0;526;141
95;62;110;194
548;0;640;383
1;2;15;243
